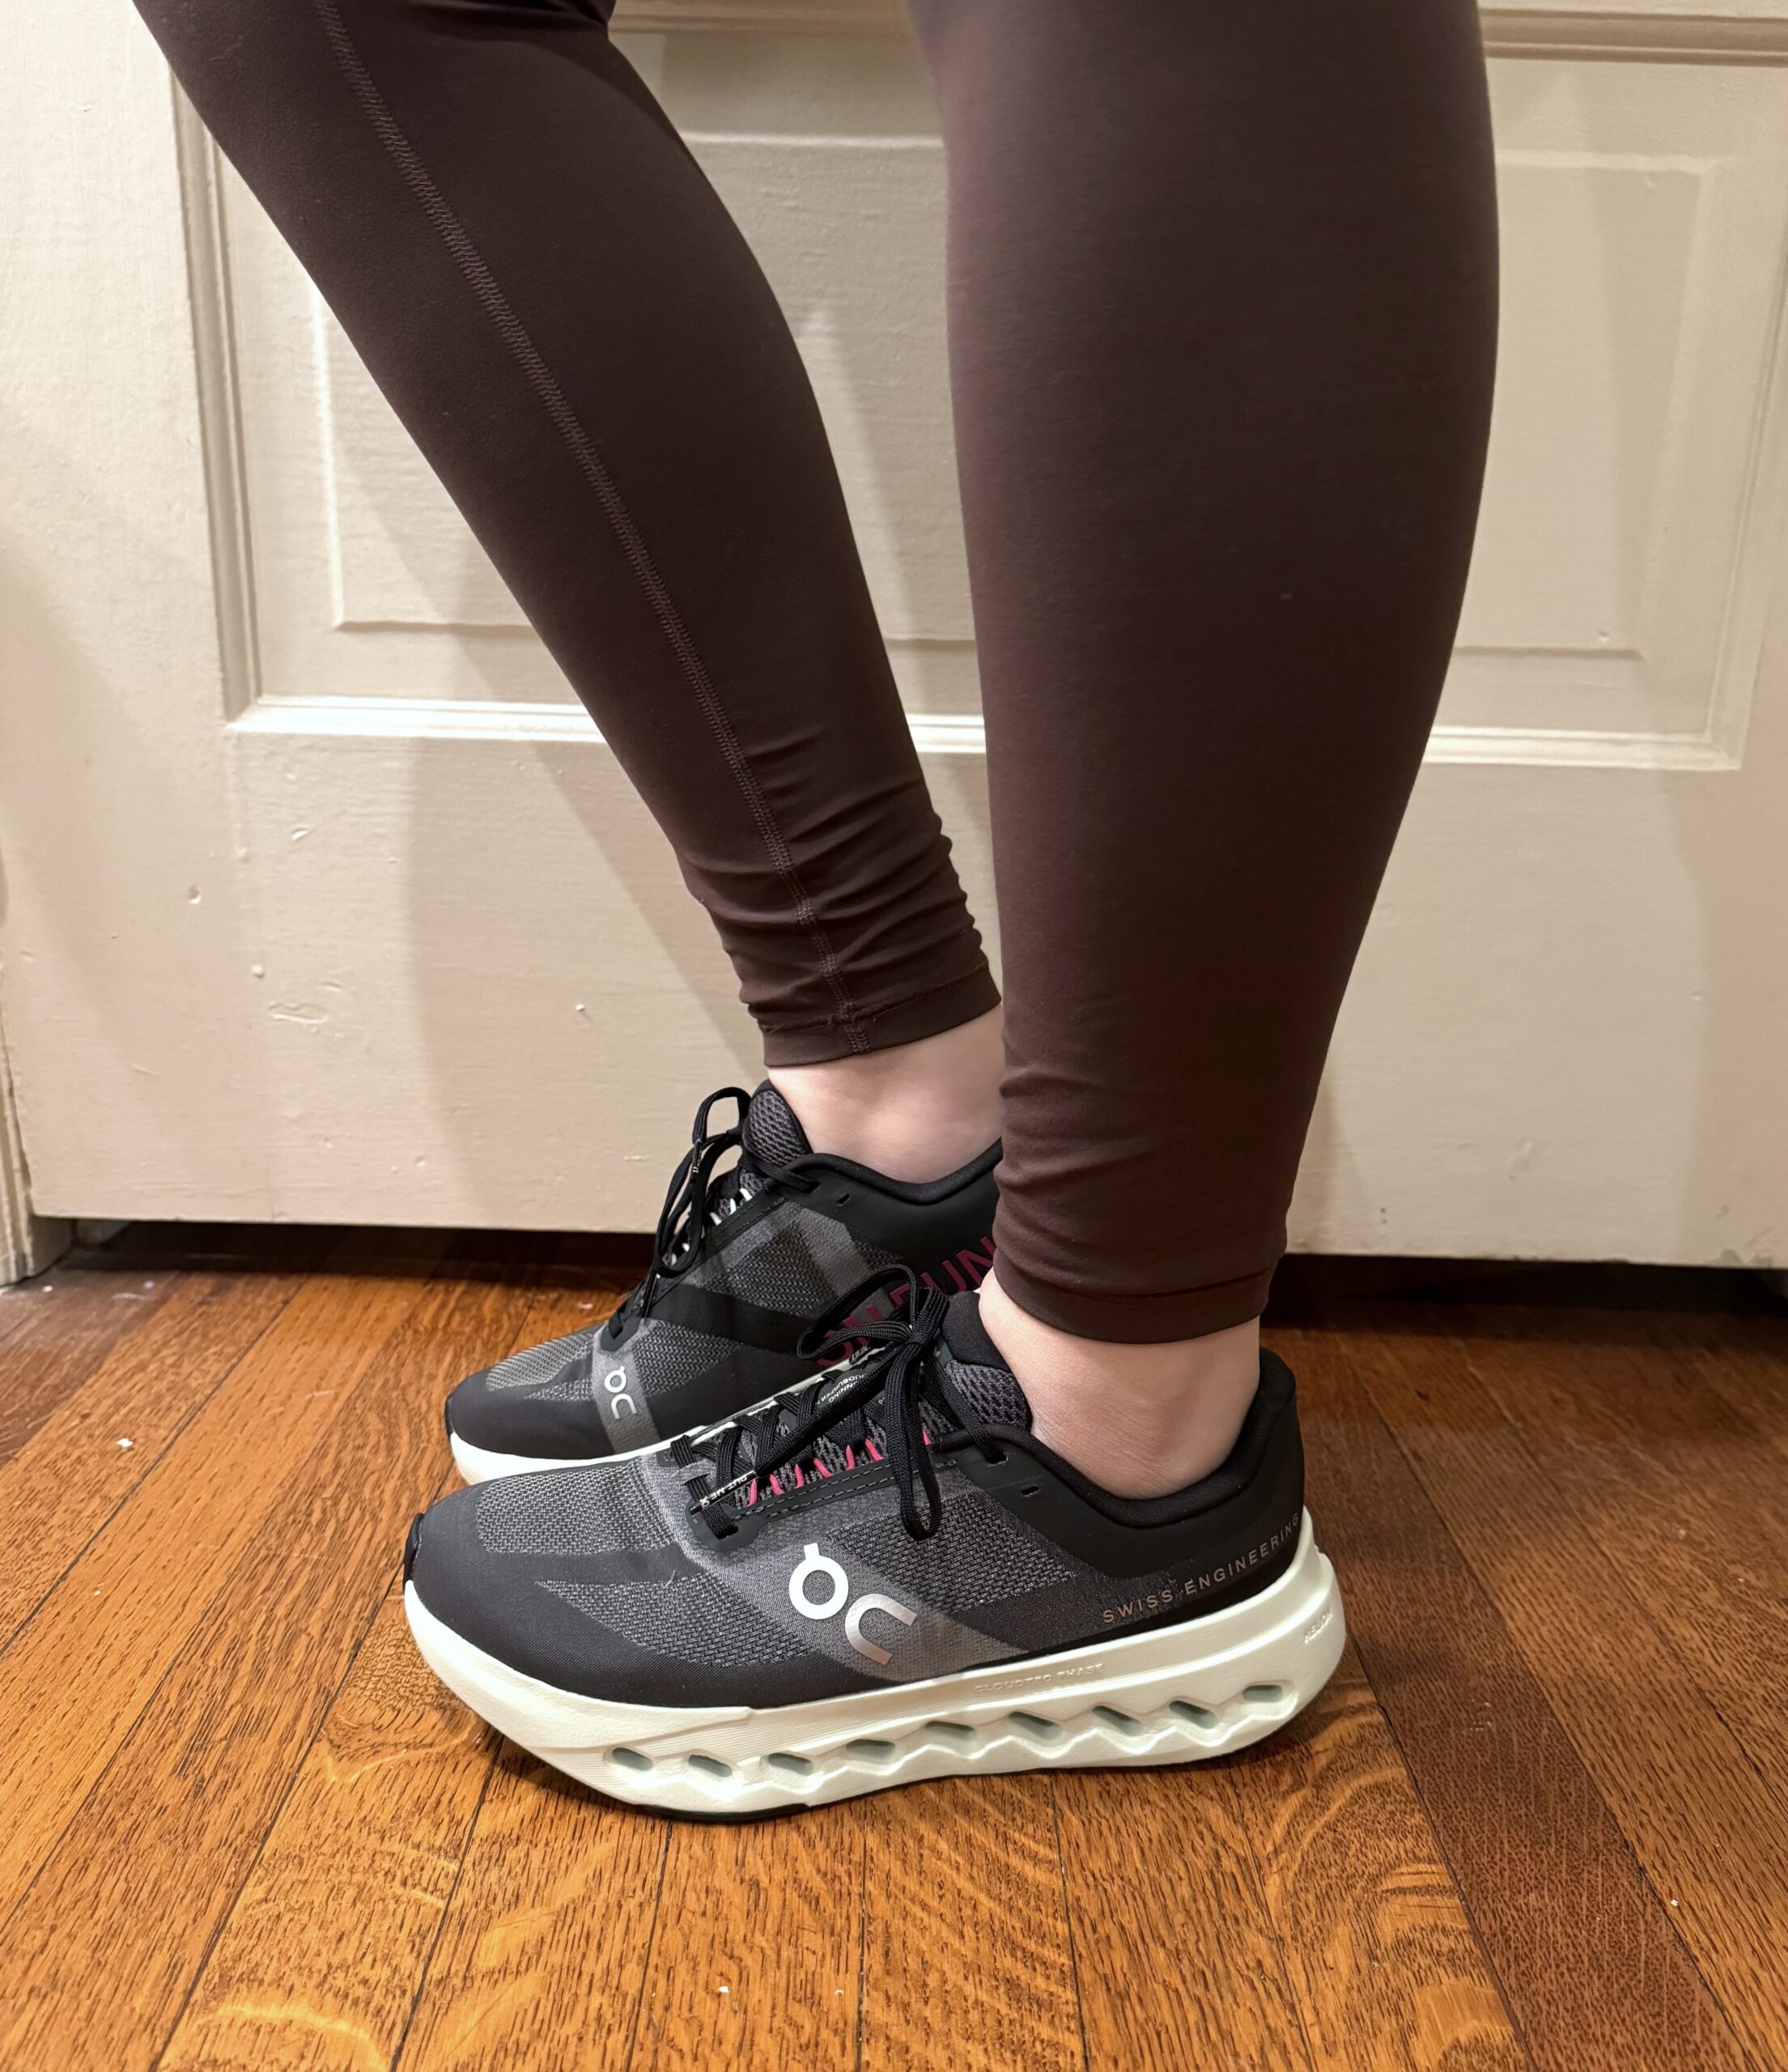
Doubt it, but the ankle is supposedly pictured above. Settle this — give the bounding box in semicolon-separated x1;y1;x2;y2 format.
978;1270;1259;1499
769;1008;1003;1182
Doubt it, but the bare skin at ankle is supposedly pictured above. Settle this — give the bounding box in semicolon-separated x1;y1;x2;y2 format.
768;1007;1004;1182
978;1268;1260;1500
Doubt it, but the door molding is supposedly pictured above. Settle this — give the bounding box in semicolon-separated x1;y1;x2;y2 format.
615;0;1788;63
0;1008;69;1286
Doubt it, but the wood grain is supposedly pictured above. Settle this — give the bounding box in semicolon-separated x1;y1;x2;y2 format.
6;1242;1788;2071
859;1777;1083;2072
372;1271;675;2072
1054;1764;1314;2072
1285;1320;1754;2072
0;1267;304;1647
1673;1309;1788;1459
397;1756;669;2072
0;1263;177;1463
0;1263;519;2072
154;1283;611;2072
1225;1650;1527;2072
156;1586;495;2072
1445;1307;1788;1800
1351;1314;1788;2072
631;1802;863;2070
0;1257;444;1928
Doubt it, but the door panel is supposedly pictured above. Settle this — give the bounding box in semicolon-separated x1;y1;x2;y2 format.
2;0;1784;1267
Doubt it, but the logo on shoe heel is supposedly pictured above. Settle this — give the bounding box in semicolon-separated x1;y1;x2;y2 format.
789;1543;915;1665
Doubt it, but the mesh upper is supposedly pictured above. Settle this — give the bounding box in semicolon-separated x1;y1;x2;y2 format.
542;1573;809;1667
741;1082;809;1168
477;1463;669;1556
482;1327;597;1392
694;1216;842;1314
940;1357;1033;1432
682;1197;893;1314
628;1318;735;1396
834;1492;1075;1609
418;1299;1305;1710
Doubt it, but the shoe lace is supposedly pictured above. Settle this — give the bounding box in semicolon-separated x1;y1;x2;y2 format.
605;1087;816;1344
673;1268;997;1543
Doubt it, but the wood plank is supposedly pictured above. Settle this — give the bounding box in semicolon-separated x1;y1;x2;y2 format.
858;1777;1083;2072
1223;1650;1527;2072
396;1756;669;2072
1283;1321;1753;2072
154;1281;614;2072
0;1268;303;1648
1352;1313;1788;2071
196;1258;673;2072
155;1587;494;2072
1054;1764;1314;2072
11;1241;1784;2070
0;1255;442;1927
1682;1301;1788;1450
631;1801;864;2072
1445;1305;1788;1799
0;1260;524;2072
1671;1309;1788;1462
0;1263;178;1463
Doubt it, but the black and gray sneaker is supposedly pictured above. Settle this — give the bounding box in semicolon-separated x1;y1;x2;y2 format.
444;1086;999;1484
406;1272;1344;1815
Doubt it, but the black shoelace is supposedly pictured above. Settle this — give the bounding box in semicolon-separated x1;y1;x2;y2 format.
672;1269;1002;1543
604;1087;815;1346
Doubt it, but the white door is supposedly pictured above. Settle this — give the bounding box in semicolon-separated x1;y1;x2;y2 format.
3;0;1786;1280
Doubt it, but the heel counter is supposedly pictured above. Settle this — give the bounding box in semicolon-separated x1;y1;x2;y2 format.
819;1158;999;1294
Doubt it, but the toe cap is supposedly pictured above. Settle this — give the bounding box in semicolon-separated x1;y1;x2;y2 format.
444;1355;615;1463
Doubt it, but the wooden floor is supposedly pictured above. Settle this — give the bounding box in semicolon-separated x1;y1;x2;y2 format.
2;1229;1786;2072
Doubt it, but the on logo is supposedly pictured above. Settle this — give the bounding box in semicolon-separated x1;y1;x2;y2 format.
788;1543;915;1665
601;1367;638;1418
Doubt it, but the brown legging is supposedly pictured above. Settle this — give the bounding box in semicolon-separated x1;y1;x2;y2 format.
131;0;1498;1342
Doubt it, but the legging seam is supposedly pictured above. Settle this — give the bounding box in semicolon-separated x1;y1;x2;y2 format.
307;0;869;1052
764;962;994;1036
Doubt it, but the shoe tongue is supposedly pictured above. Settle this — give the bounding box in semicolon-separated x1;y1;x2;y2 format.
741;1082;810;1167
938;1291;1034;1431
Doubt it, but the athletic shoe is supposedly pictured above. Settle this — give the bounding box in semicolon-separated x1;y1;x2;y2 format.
444;1085;998;1484
405;1272;1345;1815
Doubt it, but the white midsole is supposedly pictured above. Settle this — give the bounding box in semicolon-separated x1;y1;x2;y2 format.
405;1510;1344;1815
449;1429;663;1484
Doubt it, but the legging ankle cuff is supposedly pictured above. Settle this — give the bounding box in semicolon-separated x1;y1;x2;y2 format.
992;1258;1275;1344
758;965;1001;1067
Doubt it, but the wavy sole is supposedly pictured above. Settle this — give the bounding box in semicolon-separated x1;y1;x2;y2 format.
405;1511;1344;1815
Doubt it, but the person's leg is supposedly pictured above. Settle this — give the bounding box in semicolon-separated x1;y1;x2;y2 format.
907;0;1498;1492
131;0;1000;1171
